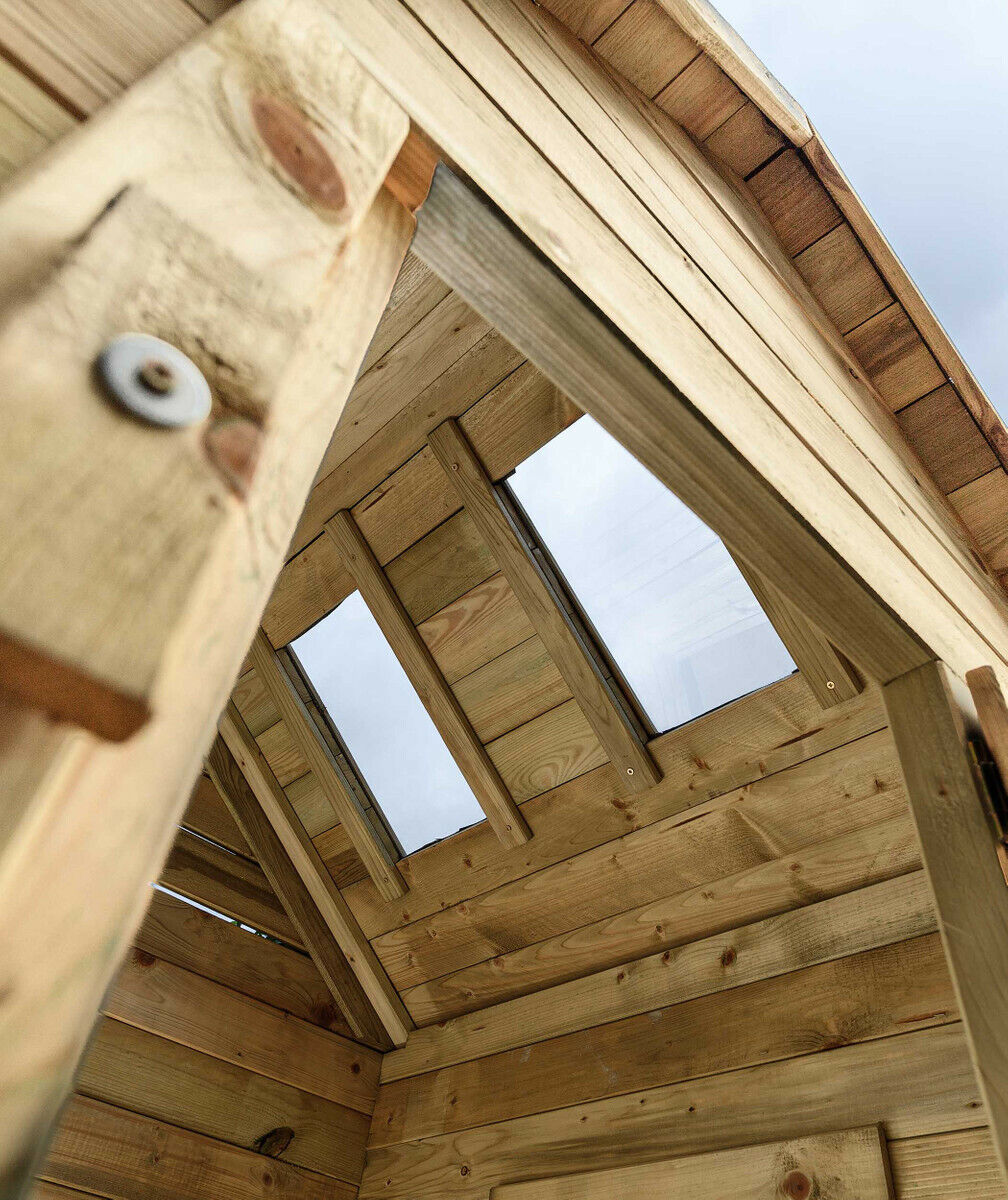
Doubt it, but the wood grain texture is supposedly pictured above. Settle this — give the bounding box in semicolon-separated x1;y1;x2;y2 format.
967;667;1008;803
885;661;1008;1189
326;509;530;847
182;773;254;858
248;629;406;900
492;1126;892;1200
210;718;401;1049
896;385;998;495
888;1128;1007;1200
430;418;660;788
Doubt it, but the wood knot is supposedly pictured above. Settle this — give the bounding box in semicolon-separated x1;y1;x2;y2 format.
252;1127;294;1159
251;94;347;214
720;946;736;968
132;948;157;969
781;1171;812;1200
204;418;262;498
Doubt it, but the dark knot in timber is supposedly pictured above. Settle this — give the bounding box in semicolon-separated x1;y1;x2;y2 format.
250;94;347;214
781;1170;812;1200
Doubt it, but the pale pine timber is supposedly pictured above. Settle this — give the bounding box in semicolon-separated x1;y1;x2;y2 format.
211;711;409;1048
326;508;531;847
248;628;406;900
884;661;1008;1189
429;418;660;789
491;1126;892;1200
0;2;412;1178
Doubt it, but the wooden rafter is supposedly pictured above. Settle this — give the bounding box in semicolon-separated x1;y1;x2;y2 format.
729;551;863;709
248;628;407;901
0;2;412;1191
326;508;532;848
429;418;661;790
206;731;392;1049
217;702;413;1047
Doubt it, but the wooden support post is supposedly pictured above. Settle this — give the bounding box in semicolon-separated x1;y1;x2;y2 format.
729;551;863;709
429;418;661;790
326;508;531;847
0;3;412;1192
217;702;412;1047
248;629;408;901
883;660;1008;1189
206;732;392;1049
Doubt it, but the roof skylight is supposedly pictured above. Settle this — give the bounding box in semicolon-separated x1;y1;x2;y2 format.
507;416;796;734
292;591;485;857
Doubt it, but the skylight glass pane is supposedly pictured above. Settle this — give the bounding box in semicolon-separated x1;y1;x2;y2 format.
508;417;796;734
292;592;485;856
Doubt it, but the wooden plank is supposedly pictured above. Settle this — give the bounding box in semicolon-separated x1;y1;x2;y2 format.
345;673;889;941
359;252;450;373
0;58;74;184
747;148;842;257
704;99;785;176
592;0;699;99
104;949;379;1113
360;1024;979;1200
888;1129;1007;1200
418;572;534;685
209;722;403;1049
453;636;570;743
215;706;412;1047
248;629;406;901
730;553;863;708
384;870;934;1078
883;661;1008;1190
0;15;410;1185
399;806;918;1023
492;1126;893;1200
372;728;908;993
160;829;299;946
654;52;746;141
654;0;812;145
78;1017;369;1182
896;385;998;495
486;697;607;802
845;302;945;412
135;889;352;1034
182;773;253;858
793;222;893;336
949;469;1008;574
40;1094;356;1200
326;508;531;847
386;510;499;626
430;418;660;789
967;667;1008;805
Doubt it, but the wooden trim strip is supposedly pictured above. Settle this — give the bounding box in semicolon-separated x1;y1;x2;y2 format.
429;418;661;790
249;629;406;901
326;508;531;847
215;706;413;1047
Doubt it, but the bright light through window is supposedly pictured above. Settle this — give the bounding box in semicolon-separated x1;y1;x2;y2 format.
508;417;796;733
292;592;485;856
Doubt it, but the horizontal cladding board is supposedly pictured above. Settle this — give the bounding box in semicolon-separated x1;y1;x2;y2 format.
454;635;570;744
103;948;380;1113
360;1023;981;1199
78;1016;369;1182
344;674;888;940
384;869;935;1078
401;810;920;1023
136;889;351;1034
41;1093;356;1200
182;774;253;858
371;727;905;990
888;1128;1007;1200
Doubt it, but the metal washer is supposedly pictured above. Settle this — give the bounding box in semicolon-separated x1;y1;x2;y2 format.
97;333;212;428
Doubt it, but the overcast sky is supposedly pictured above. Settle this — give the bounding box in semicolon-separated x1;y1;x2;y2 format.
714;0;1008;418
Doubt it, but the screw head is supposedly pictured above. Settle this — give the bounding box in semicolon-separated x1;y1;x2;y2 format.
626;767;634;776
826;680;836;690
97;333;211;428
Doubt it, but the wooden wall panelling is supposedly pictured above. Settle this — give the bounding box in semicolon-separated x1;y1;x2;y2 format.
360;1024;980;1200
949;469;1008;576
341;674;888;940
895;385;998;496
492;1126;893;1200
135;888;353;1034
704;100;786;178
78;1017;370;1182
484;696;607;803
210;716;408;1049
884;661;1008;1187
182;772;254;857
248;629;406;901
592;0;700;99
384;869;934;1078
160;829;300;946
359;252;450;373
400;810;920;1024
386;510;499;625
39;1094;356;1200
887;1128;1007;1200
370;727;907;995
0;2;412;1184
454;636;570;744
429;418;660;789
326;508;531;846
844;303;945;412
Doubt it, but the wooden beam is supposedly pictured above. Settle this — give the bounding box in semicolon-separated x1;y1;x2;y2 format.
216;703;412;1048
967;666;1008;797
412;165;929;685
248;629;407;901
729;551;863;708
0;3;411;1191
326;508;531;847
429;418;660;790
883;660;1008;1190
206;729;389;1049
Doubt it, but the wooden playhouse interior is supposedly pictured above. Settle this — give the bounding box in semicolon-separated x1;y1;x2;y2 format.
3;1;1008;1198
